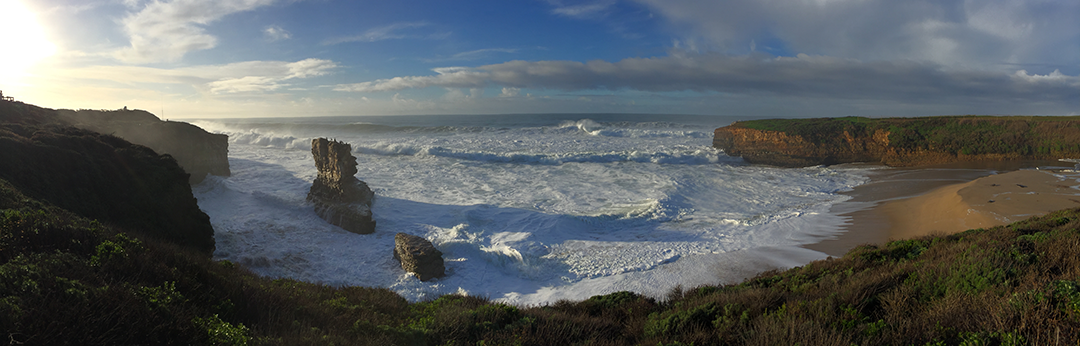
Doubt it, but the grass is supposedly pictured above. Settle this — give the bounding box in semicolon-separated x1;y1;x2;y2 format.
3;171;1080;344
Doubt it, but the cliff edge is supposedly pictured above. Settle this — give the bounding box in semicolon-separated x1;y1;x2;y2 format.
715;116;1080;167
0;101;215;254
56;109;230;183
308;138;376;234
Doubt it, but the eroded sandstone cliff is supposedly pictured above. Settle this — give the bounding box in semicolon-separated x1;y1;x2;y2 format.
715;117;1080;167
308;138;376;234
713;125;936;167
56;109;230;183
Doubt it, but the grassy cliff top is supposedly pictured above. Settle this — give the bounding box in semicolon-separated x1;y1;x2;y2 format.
730;116;1080;156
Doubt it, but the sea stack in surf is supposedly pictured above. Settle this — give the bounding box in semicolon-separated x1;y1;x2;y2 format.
307;138;376;234
393;233;445;281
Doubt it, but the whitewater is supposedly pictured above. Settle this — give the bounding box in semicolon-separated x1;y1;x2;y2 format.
187;114;870;305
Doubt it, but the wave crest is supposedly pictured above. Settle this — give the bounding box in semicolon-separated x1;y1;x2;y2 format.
557;119;712;138
355;143;733;165
229;131;312;150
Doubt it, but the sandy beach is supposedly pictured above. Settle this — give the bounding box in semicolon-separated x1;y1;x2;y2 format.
884;169;1080;239
807;161;1080;256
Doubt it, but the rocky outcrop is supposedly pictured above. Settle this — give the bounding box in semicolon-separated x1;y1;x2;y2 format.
714;117;1080;167
393;233;445;281
714;126;898;167
55;109;230;184
0;102;215;254
307;138;376;234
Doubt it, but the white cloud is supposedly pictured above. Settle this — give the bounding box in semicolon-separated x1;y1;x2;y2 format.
120;0;143;9
322;22;432;45
207;58;337;93
389;92;437;110
1012;69;1070;83
450;48;517;61
546;0;648;39
264;25;291;41
500;87;520;97
548;0;616;18
44;2;103;15
115;0;280;63
334;66;488;92
420;48;519;63
208;76;283;93
58;58;337;94
206;59;336;93
285;58;337;79
442;88;467;101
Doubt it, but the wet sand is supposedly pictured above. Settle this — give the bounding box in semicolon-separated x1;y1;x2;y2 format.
806;160;1077;257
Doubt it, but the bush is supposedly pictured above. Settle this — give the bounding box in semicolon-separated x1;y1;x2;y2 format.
193;314;251;346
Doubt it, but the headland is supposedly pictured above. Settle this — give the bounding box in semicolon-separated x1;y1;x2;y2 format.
714;116;1080;255
714;116;1080;167
57;108;231;183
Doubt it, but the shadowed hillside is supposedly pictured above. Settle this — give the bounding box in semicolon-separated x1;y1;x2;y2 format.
0;100;230;184
0;101;214;254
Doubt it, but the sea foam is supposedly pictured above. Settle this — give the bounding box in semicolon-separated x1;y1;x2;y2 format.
189;114;868;305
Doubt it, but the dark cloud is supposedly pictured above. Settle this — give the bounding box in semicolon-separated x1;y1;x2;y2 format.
632;0;1080;72
335;53;1079;106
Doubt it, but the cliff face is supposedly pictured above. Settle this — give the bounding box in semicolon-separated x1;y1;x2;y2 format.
0;102;215;254
715;117;1080;167
713;126;949;167
56;109;230;183
308;138;376;234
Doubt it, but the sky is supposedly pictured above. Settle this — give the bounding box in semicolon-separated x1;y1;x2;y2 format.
0;0;1077;119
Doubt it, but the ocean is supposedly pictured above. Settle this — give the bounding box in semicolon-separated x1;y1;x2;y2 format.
187;114;872;305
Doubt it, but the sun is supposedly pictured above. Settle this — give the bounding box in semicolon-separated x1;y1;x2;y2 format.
0;0;57;84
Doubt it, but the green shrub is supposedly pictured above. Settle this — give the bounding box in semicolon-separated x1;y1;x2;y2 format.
586;290;643;309
138;281;185;310
957;331;1026;346
645;302;748;338
89;233;142;267
193;314;251;346
886;239;928;260
1051;280;1080;316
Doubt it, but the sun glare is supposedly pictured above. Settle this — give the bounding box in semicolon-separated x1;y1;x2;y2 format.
0;0;57;83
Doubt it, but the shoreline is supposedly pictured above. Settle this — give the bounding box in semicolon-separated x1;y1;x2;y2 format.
805;160;1077;256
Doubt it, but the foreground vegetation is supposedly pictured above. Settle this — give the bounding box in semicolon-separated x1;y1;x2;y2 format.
735;116;1080;157
3;172;1080;345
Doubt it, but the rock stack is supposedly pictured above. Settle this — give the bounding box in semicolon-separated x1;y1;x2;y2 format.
393;233;445;281
307;138;376;234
